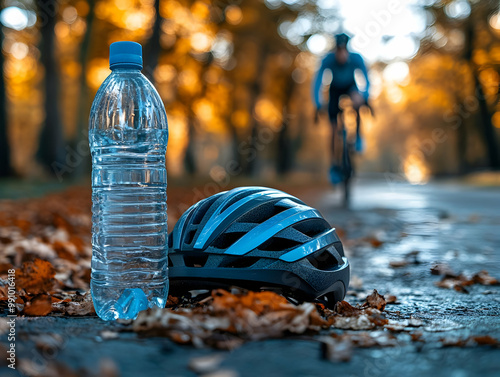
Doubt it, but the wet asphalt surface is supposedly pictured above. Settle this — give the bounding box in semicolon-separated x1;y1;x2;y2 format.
2;179;500;377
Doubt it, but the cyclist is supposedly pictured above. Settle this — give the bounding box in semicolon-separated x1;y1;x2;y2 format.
312;33;370;183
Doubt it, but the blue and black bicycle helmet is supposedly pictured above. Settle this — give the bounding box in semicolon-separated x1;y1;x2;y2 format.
335;32;350;48
168;187;349;307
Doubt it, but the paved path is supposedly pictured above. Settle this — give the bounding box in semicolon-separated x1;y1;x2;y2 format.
3;179;500;377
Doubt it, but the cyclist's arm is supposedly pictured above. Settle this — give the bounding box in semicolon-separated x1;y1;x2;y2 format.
355;55;370;99
312;55;332;110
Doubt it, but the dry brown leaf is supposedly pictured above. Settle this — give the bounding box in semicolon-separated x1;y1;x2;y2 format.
23;294;53;316
435;269;499;292
441;335;499;347
472;335;499;346
431;263;457;277
472;271;499;286
434;274;473;293
389;260;408;268
52;240;78;263
362;290;386;311
133;290;332;349
411;332;424;342
334;300;362;316
52;291;95;316
366;236;383;248
388;250;420;269
385;294;397;304
17;259;57;294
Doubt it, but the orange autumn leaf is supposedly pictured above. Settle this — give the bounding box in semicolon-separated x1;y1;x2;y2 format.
472;271;500;286
23;294;53;316
17;259;57;294
362;290;387;311
334;300;362;316
472;336;499;346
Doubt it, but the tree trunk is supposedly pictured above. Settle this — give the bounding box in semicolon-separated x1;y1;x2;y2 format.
276;76;296;175
464;15;499;169
143;0;162;83
71;0;95;178
36;0;66;174
245;45;269;176
0;25;13;177
182;54;214;176
183;118;197;175
473;72;500;168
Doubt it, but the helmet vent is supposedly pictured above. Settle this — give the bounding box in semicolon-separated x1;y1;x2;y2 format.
259;237;302;252
221;256;260;268
184;230;197;245
238;204;288;224
307;249;340;270
192;197;217;224
212;232;246;249
293;219;330;237
220;191;250;212
184;254;209;268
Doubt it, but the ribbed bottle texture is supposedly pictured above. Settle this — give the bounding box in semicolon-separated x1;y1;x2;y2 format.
89;67;168;321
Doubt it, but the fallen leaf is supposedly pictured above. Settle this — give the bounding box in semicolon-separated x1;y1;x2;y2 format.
389;260;408;268
472;336;499;346
51;291;95;316
472;271;499;286
440;335;499;348
17;259;57;294
366;236;383;248
334;300;361;316
431;263;457;277
23;294;53;316
410;332;424;342
389;250;420;269
133;290;332;349
434;269;499;292
362;290;386;311
385;295;397;304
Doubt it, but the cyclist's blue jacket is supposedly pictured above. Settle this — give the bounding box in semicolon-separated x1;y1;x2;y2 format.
313;51;370;109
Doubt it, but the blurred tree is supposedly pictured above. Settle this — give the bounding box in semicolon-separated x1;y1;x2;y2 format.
72;0;96;178
225;1;304;176
36;0;66;174
0;23;13;177
2;0;340;179
143;0;162;82
424;0;500;169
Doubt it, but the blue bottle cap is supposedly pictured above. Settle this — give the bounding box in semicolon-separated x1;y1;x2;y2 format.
109;41;143;70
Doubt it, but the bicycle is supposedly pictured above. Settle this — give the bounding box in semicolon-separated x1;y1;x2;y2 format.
329;107;354;206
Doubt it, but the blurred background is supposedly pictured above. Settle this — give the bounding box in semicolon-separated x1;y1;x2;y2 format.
0;0;499;190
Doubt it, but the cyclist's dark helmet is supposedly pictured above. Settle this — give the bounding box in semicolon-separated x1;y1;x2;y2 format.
168;187;349;307
335;33;351;49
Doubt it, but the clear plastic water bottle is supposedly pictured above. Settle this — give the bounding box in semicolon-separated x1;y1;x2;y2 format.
89;41;168;321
